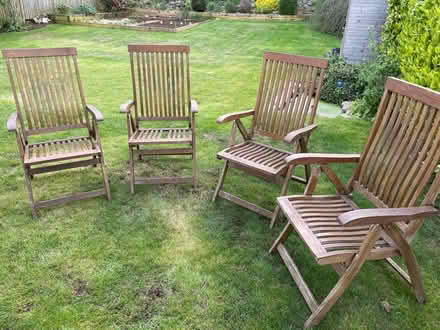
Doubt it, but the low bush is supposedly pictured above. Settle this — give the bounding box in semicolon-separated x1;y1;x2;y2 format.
225;0;238;13
100;0;128;11
256;0;279;13
352;54;401;119
207;2;223;12
279;0;296;15
320;54;364;105
311;0;348;37
192;0;207;11
72;4;97;15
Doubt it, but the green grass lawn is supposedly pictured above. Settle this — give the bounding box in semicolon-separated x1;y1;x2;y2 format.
0;20;439;329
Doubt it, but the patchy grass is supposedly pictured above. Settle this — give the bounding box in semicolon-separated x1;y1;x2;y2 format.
0;20;439;329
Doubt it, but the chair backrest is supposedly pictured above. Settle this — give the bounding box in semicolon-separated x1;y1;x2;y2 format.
351;78;440;238
2;48;89;137
251;52;328;140
128;44;191;123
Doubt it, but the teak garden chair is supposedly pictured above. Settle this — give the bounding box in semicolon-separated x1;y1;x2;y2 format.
212;52;328;219
269;77;440;328
3;48;111;218
120;45;198;193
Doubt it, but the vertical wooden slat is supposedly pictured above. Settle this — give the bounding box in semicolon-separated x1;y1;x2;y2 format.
136;52;145;119
179;52;185;118
186;52;191;118
54;56;69;125
11;58;33;129
129;52;138;122
170;51;177;118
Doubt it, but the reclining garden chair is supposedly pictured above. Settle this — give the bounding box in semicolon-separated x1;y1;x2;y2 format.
120;45;198;193
3;48;111;218
212;52;328;219
269;77;440;328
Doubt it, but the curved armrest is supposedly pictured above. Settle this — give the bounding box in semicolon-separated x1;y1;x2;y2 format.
191;100;199;113
86;104;104;121
216;109;254;124
285;153;360;166
284;124;318;144
120;100;135;114
339;206;439;227
7;112;17;132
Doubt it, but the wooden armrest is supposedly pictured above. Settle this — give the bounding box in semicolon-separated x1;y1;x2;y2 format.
216;110;254;124
339;206;439;227
191;100;199;113
120;100;135;113
7;112;17;132
284;124;318;144
285;153;360;166
86;104;104;121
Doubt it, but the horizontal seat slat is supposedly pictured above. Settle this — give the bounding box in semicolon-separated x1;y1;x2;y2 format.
277;195;397;265
217;141;292;176
24;137;100;165
129;128;193;145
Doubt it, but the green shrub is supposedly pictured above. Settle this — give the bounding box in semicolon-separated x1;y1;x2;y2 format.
320;54;364;105
256;0;279;13
352;54;401;119
100;0;128;11
311;0;348;37
72;4;97;15
382;0;440;90
0;0;24;32
192;0;207;11
279;0;297;15
225;0;238;13
207;2;223;12
56;4;72;14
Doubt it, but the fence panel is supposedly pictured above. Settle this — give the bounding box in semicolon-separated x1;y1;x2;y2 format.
1;0;98;22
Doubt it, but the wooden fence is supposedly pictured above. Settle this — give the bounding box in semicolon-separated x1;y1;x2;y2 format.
1;0;98;22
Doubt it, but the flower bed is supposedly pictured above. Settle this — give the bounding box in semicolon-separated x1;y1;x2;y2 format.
54;12;212;33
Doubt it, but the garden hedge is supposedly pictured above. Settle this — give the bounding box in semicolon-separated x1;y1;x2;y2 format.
382;0;440;90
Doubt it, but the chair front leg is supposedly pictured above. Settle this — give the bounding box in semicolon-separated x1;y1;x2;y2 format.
304;224;382;328
383;224;426;303
298;137;311;182
130;147;135;194
270;165;295;228
212;160;229;202
23;165;38;218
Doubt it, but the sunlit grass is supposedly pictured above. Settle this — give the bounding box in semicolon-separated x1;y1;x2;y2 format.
0;21;439;329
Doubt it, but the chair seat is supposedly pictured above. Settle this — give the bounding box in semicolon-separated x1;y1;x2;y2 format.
217;141;292;176
129;128;193;145
24;136;101;165
277;195;399;265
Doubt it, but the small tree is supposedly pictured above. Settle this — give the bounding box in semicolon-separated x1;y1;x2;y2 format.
192;0;207;12
279;0;297;15
239;0;252;13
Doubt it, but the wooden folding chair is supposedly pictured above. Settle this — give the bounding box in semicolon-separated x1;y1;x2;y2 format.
120;45;198;193
212;52;328;219
269;77;440;327
3;48;111;217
